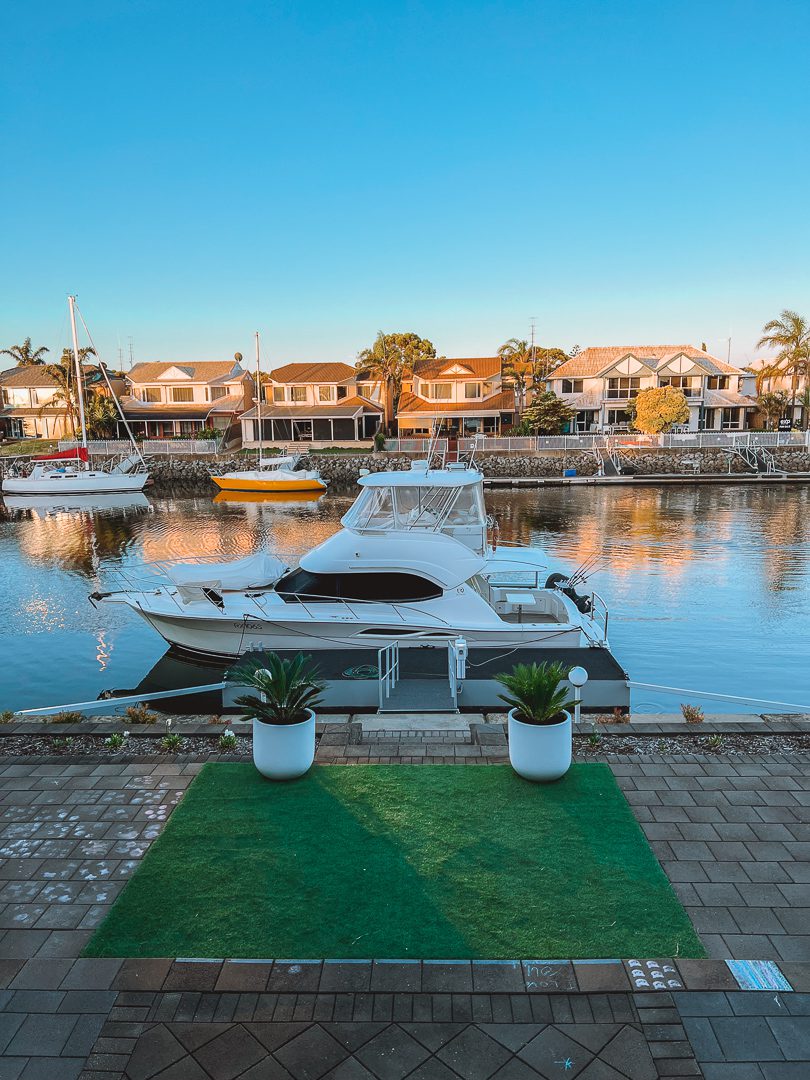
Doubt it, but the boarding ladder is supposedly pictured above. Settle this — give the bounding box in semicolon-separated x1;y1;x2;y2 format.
377;638;467;713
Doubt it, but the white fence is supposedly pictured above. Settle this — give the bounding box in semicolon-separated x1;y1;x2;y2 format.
58;439;223;456
385;432;809;454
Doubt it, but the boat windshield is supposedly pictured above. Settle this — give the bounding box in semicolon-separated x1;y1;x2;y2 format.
342;483;487;551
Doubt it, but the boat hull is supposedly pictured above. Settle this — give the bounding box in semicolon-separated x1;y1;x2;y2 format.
211;475;326;493
2;472;148;496
125;607;586;658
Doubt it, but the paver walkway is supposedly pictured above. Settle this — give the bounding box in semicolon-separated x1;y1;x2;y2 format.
1;753;809;1079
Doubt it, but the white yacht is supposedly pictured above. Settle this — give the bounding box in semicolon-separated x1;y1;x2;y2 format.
92;457;610;659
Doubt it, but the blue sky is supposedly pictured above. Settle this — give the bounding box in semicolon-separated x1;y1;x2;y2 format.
2;0;808;370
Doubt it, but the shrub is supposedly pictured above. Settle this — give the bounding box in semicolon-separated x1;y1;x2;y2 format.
0;710;15;724
48;711;85;724
104;731;129;749
681;703;705;724
706;734;725;751
125;704;159;725
494;661;575;726
373;430;387;452
160;733;182;752
230;653;324;725
218;729;237;750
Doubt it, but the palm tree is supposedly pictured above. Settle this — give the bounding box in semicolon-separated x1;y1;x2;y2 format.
755;310;810;428
356;331;436;433
1;337;49;366
41;363;79;438
756;391;789;431
498;339;532;415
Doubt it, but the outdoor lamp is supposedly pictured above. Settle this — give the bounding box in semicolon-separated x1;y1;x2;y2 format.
569;666;588;724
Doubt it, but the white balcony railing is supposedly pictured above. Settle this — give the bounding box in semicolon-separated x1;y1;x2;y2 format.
58;438;223;456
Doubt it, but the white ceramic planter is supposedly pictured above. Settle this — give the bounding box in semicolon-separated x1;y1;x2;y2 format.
252;709;316;780
507;709;572;782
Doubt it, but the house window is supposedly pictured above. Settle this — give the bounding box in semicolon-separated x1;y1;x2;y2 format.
318;386;335;402
289;386;307;402
606;408;632;426
272;386;284;402
34;389;56;405
706;376;730;390
427;383;452;400
171;387;194;403
721;408;742;430
464;382;483;399
606;377;641;399
561;379;584;394
209;386;228;400
659;376;699;397
336;385;348;400
142;387;162;403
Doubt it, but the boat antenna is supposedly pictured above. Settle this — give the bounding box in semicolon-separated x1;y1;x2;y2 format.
68;295;89;468
74;301;146;467
255;330;262;467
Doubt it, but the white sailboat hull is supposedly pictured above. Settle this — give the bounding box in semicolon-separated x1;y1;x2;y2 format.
2;471;148;496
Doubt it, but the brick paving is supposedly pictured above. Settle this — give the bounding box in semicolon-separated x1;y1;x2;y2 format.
1;749;809;1078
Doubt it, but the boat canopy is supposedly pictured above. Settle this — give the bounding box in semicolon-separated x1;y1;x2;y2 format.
342;465;487;553
165;552;288;591
300;529;485;589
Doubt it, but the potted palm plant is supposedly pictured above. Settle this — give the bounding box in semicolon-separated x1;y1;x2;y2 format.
230;652;324;780
495;661;575;781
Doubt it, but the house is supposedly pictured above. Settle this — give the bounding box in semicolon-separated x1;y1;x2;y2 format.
743;358;807;428
0;364;126;440
240;362;383;445
120;361;254;439
546;346;757;432
396;357;515;436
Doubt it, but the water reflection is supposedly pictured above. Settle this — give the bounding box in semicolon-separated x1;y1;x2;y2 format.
0;485;809;712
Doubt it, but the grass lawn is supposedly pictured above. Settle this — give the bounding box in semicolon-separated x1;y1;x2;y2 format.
86;764;705;960
0;439;58;457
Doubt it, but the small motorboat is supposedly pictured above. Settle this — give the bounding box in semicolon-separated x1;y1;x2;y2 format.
211;454;327;494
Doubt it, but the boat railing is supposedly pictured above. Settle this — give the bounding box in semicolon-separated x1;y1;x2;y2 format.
378;642;400;708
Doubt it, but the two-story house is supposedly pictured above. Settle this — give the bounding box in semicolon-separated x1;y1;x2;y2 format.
395;357;515;436
0;364;127;440
742;358;807;428
240;362;383;445
120;360;254;438
546;345;756;432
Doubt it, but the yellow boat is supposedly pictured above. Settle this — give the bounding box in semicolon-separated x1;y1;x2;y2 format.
212;488;325;505
211;455;327;494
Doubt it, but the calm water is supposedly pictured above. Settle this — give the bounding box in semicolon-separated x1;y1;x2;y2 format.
1;485;809;713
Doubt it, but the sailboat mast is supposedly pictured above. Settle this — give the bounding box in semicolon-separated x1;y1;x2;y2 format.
68;295;88;460
255;330;262;466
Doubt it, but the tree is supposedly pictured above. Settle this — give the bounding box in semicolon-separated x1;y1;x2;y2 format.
1;337;49;366
756;391;789;431
498;339;569;412
632;386;690;433
39;347;99;437
356;331;437;432
84;392;119;438
518;390;575;434
755;310;810;427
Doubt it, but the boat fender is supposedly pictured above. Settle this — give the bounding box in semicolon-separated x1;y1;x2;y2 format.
89;590;112;603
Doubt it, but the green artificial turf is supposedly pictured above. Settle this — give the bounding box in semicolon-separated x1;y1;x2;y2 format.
86;764;705;959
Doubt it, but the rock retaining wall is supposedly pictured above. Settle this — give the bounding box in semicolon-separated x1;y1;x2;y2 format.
3;447;810;492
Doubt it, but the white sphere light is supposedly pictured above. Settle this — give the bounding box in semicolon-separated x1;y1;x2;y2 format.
569;666;589;688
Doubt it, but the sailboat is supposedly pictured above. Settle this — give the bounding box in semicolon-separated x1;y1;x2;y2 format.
1;297;149;497
211;332;327;494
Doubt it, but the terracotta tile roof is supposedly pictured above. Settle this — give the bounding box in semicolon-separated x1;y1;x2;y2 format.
269;362;357;384
413;357;501;380
550;346;741;380
0;365;60;387
396;389;515;416
241;395;382;420
127;361;243;383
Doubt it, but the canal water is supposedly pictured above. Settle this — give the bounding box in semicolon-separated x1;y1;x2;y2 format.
1;484;808;713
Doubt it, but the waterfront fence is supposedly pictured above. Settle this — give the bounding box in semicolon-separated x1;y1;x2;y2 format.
58;438;224;456
384;431;810;453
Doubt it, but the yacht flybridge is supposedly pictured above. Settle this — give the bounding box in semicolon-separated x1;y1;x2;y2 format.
92;456;611;659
